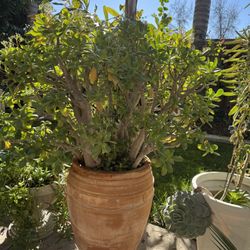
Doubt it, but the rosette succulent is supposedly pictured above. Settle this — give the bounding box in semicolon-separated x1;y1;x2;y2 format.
164;191;212;238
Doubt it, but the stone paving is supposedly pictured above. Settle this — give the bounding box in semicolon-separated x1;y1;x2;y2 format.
0;224;196;250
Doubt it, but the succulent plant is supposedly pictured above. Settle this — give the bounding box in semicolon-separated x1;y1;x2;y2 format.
163;191;212;238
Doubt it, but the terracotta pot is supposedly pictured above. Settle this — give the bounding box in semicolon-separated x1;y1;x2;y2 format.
66;161;154;250
192;172;250;250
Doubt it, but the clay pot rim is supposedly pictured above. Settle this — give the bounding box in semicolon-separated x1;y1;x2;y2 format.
29;182;58;194
72;159;151;179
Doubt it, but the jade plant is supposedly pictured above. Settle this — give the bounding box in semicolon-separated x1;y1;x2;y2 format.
0;0;221;173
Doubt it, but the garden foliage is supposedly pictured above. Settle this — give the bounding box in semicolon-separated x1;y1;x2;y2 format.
1;2;221;172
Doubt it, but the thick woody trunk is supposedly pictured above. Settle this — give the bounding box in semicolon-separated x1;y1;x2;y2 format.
192;0;211;50
125;0;138;19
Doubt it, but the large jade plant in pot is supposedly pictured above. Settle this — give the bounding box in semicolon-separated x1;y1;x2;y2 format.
0;0;220;248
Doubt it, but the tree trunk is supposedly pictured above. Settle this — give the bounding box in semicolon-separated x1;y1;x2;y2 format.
27;0;40;24
192;0;211;50
125;0;138;19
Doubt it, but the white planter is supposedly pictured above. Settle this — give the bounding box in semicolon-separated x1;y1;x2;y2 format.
192;172;250;250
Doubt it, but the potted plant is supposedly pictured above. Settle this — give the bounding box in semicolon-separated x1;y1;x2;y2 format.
164;27;250;250
0;99;69;249
0;0;221;249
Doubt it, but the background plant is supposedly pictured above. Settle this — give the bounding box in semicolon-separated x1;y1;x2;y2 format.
163;190;237;250
161;26;249;250
220;27;250;200
164;191;212;238
0;0;41;41
149;141;232;227
0;99;70;248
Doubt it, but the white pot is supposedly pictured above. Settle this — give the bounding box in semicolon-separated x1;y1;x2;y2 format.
192;172;250;250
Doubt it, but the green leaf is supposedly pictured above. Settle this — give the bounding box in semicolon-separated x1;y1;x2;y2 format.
224;58;245;63
197;143;205;151
83;0;89;7
214;89;224;97
119;4;125;11
161;166;168;176
221;79;238;84
53;2;64;6
211;144;218;151
103;6;119;20
26;30;42;37
72;0;81;9
54;66;63;76
223;92;236;97
173;156;183;162
228;105;238;116
61;8;70;17
208;88;214;96
103;6;108;21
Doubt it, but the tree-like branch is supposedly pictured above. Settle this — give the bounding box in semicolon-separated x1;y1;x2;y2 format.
132;144;154;168
82;150;101;168
129;129;145;161
57;57;91;125
237;153;250;188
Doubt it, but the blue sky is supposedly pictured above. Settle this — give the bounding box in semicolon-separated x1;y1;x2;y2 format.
53;0;250;38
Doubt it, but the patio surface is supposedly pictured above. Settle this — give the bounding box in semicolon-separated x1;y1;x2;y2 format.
0;224;196;250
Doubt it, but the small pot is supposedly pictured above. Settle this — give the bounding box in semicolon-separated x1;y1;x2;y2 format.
66;160;154;250
192;172;250;250
10;183;57;241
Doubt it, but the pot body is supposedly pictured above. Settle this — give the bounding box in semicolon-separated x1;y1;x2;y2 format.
66;161;154;250
192;172;250;250
30;183;57;239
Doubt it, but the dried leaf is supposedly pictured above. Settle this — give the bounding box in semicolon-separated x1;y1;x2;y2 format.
89;67;97;84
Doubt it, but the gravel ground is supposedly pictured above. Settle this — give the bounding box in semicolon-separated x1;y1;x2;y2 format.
0;224;196;250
